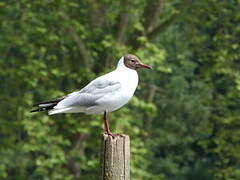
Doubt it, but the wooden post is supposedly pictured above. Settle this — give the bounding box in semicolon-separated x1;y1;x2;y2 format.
100;134;130;180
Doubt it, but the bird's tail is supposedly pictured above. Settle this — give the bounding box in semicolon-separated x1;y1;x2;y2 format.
30;96;65;113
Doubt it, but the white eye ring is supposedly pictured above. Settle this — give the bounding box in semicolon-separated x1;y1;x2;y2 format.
130;59;135;62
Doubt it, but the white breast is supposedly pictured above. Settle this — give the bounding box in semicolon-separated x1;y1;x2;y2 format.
119;68;138;98
106;67;138;112
87;67;138;114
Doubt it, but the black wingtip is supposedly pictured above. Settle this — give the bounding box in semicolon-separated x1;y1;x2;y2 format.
31;96;65;113
32;96;66;107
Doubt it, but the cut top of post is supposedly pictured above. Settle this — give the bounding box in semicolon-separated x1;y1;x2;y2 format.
101;134;130;180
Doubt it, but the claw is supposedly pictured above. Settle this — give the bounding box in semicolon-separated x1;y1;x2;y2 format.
104;132;124;138
103;111;124;138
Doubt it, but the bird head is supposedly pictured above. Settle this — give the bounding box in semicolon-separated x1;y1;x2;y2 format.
123;54;152;70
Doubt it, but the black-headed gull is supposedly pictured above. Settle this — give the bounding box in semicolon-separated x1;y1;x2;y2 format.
31;54;152;136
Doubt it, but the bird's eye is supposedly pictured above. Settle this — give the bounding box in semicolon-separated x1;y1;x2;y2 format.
130;59;135;63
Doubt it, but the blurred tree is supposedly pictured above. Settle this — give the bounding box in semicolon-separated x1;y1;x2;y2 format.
0;0;239;180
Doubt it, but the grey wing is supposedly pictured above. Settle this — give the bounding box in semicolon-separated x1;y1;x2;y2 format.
55;76;121;109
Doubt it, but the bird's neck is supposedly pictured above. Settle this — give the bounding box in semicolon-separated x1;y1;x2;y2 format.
116;64;137;74
116;57;137;73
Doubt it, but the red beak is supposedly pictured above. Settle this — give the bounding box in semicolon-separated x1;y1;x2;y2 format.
137;63;152;69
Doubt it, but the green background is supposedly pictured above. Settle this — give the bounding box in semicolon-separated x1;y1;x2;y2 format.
1;0;240;179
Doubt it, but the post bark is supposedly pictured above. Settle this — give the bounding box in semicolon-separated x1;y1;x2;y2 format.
100;134;130;180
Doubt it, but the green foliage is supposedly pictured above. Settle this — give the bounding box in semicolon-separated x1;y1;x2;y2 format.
1;0;240;179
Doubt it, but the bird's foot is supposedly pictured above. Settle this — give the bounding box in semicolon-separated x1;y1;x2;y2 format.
104;132;124;138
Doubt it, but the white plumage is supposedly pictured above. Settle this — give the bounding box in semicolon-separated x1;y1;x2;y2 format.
48;57;139;115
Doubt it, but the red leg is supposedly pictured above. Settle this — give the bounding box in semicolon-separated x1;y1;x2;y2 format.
103;111;112;135
103;111;123;137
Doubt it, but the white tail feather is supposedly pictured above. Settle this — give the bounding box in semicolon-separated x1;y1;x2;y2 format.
48;107;73;115
48;107;85;115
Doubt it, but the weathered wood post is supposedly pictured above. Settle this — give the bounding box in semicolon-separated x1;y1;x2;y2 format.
100;134;130;180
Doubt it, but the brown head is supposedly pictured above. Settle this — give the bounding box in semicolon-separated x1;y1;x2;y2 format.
123;54;152;70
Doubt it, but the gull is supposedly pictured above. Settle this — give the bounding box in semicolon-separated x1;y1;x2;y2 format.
31;54;152;136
